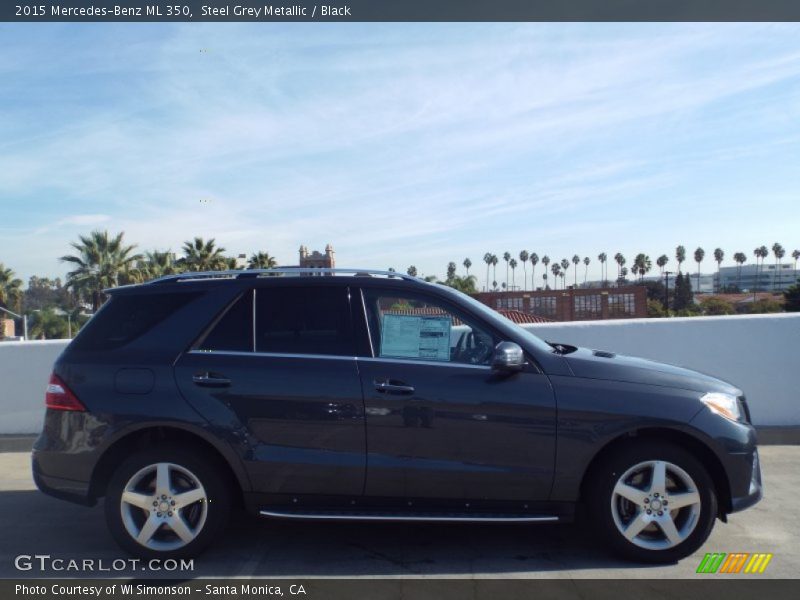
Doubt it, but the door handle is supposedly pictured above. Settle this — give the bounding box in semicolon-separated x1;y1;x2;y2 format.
192;373;231;387
374;379;415;395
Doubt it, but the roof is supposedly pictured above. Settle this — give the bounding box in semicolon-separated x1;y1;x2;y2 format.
496;309;554;324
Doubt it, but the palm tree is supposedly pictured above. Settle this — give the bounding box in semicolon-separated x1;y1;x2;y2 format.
619;266;629;286
598;252;608;287
519;251;529;291
463;258;472;278
694;247;705;292
772;242;785;291
60;230;142;310
541;255;550;288
180;237;227;272
407;266;418;277
483;253;493;292
502;251;511;290
135;250;180;282
676;245;686;273
793;250;800;284
583;256;590;285
491;254;499;288
509;258;518;290
560;258;570;288
733;252;747;290
542;272;549;290
551;263;561;290
572;255;580;287
656;254;669;276
754;246;768;292
446;274;477;294
248;251;278;269
633;253;652;282
712;248;724;292
0;263;23;313
530;253;539;290
614;253;626;282
447;261;457;281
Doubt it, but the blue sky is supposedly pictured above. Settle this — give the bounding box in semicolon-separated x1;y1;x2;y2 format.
1;23;799;288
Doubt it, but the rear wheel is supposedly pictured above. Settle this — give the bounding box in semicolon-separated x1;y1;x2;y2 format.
586;441;718;563
104;445;231;558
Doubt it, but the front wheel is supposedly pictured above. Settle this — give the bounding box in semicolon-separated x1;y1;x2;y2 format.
104;445;231;559
586;441;718;563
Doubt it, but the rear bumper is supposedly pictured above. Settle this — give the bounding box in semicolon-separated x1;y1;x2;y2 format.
31;452;95;506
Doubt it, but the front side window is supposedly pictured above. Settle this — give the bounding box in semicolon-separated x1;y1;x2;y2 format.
255;286;353;356
363;290;496;366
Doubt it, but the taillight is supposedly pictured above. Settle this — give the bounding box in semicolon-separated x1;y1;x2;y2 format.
45;373;86;412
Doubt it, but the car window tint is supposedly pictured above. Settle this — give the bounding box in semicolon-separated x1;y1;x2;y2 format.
71;292;199;351
197;291;253;352
363;290;495;366
255;287;353;356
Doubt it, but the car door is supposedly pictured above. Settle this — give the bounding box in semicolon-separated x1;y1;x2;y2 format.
355;286;556;502
174;283;365;496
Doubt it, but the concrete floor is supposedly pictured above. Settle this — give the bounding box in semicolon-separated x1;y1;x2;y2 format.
0;447;797;579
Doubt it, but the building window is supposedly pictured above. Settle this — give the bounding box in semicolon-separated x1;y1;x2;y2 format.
608;293;635;317
495;297;523;310
574;294;602;319
531;296;557;317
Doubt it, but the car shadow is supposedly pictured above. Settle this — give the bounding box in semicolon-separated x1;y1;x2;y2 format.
0;489;665;578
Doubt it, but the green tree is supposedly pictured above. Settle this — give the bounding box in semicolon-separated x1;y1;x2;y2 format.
753;245;768;292
675;245;686;273
180;237;228;272
673;272;695;311
633;253;652;282
746;298;783;314
491;254;499;288
784;281;800;312
713;248;724;292
551;263;561;290
407;265;418;277
446;261;457;281
772;242;785;291
560;258;570;288
583;256;590;285
60;230;142;311
483;253;493;292
502;251;511;289
656;254;669;277
519;251;529;291
463;258;472;278
248;251;278;269
792;249;800;284
694;247;705;292
647;298;667;318
733;252;747;290
509;258;518;290
444;274;477;294
0;263;23;313
29;308;69;340
613;253;626;283
700;297;735;316
598;252;608;286
530;253;539;290
571;255;580;287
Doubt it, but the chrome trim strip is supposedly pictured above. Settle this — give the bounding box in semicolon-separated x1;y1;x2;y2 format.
251;288;257;353
359;288;375;358
188;349;357;361
259;510;558;523
358;356;491;370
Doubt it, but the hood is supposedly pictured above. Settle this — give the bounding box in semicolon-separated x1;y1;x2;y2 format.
563;346;741;396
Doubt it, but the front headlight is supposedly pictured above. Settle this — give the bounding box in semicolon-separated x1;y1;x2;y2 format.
700;392;742;422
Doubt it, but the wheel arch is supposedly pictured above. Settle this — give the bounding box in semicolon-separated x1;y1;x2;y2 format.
578;427;732;517
89;424;250;507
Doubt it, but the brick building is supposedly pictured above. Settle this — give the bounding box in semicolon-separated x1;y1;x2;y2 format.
299;244;335;273
473;286;648;321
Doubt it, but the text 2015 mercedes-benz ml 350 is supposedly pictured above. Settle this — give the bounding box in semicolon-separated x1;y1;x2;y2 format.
33;268;762;562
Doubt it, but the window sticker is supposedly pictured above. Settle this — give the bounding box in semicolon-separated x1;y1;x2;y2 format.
380;314;452;361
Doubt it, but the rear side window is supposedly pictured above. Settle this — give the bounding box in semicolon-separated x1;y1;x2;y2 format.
197;291;253;352
71;292;198;351
255;286;353;356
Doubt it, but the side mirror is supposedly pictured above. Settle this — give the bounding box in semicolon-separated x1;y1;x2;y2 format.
491;341;525;372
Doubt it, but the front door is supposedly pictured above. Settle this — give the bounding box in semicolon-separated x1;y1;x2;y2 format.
174;284;365;496
356;287;556;501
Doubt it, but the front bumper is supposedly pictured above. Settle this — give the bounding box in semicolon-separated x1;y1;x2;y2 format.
730;448;763;513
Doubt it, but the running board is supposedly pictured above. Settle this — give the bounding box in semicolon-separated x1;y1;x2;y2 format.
259;509;559;523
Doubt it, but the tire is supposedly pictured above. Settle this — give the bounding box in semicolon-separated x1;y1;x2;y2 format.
586;440;718;563
104;444;231;559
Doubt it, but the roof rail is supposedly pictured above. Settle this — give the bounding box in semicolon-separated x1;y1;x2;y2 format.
148;267;418;285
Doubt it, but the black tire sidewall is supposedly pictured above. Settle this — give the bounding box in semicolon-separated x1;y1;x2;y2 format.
104;444;231;559
588;440;718;563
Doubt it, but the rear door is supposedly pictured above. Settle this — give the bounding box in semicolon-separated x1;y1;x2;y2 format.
174;283;365;496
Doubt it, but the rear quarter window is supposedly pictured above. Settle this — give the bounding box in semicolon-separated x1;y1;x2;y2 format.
70;292;199;351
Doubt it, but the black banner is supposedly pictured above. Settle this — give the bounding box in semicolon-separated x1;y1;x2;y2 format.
4;0;800;22
2;579;800;600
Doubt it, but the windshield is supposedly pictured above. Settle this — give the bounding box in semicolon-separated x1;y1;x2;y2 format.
432;284;556;355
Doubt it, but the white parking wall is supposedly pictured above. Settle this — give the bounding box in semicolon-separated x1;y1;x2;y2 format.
0;313;797;433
